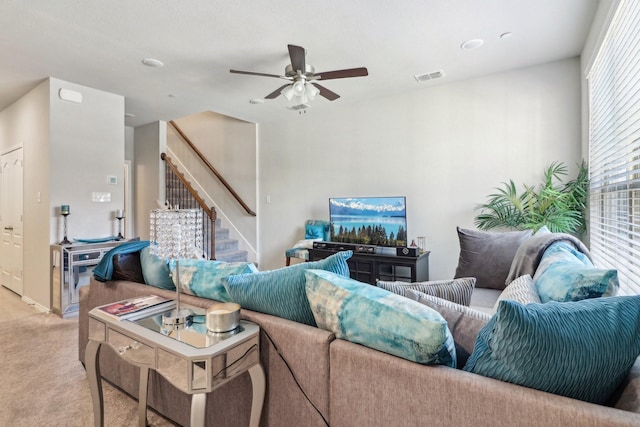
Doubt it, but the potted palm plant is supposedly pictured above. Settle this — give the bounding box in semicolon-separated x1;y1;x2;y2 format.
474;161;589;236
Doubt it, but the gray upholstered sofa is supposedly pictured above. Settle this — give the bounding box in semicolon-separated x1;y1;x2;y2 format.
78;231;640;427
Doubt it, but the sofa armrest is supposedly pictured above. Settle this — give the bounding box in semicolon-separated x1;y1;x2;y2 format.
329;339;640;427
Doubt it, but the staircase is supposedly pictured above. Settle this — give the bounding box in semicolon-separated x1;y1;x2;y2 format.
164;159;248;263
213;218;249;262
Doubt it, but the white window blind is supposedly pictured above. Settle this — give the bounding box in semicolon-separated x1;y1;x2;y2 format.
588;0;640;295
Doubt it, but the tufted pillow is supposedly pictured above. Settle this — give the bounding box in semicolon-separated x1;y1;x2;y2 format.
464;296;640;404
405;289;490;360
533;241;618;303
223;251;352;326
377;277;476;306
169;259;258;302
305;269;456;366
454;227;532;290
139;247;175;290
492;274;539;313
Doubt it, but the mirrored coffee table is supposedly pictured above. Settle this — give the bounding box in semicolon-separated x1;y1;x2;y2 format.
86;303;265;427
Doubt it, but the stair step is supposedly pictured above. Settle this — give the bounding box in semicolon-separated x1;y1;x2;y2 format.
215;250;249;263
215;238;238;253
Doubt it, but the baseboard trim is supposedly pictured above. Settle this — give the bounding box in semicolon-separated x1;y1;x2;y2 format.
21;296;50;314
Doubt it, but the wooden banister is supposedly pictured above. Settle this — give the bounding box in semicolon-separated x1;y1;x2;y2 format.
161;153;217;259
168;120;257;217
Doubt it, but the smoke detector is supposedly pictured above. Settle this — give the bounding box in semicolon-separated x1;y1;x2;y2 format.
414;70;446;83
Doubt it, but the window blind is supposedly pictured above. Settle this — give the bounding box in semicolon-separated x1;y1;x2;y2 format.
588;0;640;295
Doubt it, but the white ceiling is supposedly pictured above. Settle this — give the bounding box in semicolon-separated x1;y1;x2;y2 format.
0;0;599;127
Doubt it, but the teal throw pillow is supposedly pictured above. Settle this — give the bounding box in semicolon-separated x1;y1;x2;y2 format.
223;250;352;326
305;269;456;367
169;259;258;302
534;241;618;303
463;296;640;404
139;247;175;290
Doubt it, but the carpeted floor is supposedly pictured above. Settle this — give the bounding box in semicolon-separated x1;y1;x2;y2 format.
0;312;177;426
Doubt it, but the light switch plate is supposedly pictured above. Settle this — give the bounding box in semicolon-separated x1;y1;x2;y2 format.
92;192;111;202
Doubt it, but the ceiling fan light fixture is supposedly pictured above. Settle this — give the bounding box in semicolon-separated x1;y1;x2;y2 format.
281;85;296;101
305;83;320;100
292;80;306;95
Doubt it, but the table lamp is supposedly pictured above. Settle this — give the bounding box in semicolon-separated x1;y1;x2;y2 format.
149;208;204;327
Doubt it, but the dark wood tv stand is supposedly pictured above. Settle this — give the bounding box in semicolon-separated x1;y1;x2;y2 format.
308;248;430;285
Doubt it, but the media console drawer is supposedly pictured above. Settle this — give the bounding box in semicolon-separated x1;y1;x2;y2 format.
308;248;429;285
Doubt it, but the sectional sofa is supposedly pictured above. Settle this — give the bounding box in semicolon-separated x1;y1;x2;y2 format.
77;229;640;426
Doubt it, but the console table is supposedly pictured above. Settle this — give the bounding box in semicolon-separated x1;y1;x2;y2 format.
86;304;265;427
309;249;430;284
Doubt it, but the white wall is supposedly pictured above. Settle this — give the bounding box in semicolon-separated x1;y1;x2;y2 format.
0;78;124;309
258;58;583;279
133;121;166;239
0;80;50;309
168;112;258;261
49;78;125;242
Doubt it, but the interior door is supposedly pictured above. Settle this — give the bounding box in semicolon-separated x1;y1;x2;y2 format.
0;147;24;295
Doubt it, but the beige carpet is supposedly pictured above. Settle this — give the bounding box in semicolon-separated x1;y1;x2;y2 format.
0;312;177;426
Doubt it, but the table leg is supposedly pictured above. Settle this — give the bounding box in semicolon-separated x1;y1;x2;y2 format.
138;366;150;427
248;364;266;427
191;393;207;427
85;340;104;427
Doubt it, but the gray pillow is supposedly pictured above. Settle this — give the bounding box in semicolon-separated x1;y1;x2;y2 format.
454;227;532;290
377;277;476;306
405;290;490;357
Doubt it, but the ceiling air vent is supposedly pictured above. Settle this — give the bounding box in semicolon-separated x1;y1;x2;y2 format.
414;70;445;83
287;104;309;111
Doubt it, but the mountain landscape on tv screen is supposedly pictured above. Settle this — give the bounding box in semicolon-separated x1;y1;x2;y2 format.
329;197;407;247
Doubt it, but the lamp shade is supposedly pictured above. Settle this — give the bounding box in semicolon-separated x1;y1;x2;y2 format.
149;208;204;260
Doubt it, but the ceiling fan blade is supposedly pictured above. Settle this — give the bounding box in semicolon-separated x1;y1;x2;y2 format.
288;44;306;73
314;67;369;80
265;84;290;99
230;69;287;79
312;83;340;101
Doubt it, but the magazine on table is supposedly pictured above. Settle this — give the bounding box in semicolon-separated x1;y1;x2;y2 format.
98;295;175;321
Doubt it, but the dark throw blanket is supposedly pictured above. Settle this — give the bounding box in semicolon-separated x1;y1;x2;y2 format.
505;232;591;285
93;240;150;282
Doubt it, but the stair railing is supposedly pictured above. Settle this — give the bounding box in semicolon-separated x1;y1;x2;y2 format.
161;153;217;260
168;120;257;217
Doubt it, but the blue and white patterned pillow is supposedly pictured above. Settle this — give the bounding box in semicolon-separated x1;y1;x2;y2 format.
223;251;352;325
464;296;640;404
534;241;618;303
305;269;456;366
169;258;258;302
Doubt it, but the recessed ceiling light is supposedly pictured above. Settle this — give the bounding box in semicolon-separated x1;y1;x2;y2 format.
141;58;164;67
124;113;135;118
460;39;484;50
249;98;264;104
500;32;513;39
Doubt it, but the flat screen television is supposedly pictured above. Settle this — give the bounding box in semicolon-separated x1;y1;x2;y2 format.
329;196;407;247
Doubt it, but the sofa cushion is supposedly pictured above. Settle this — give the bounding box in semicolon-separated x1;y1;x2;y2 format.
306;269;456;366
112;251;145;283
405;289;490;361
377;277;475;306
223;251;352;326
492;274;539;313
454;227;532;290
169;259;258;302
464;296;640;404
139;247;175;290
533;241;618;303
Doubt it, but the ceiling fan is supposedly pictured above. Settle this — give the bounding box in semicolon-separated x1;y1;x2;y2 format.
230;44;368;103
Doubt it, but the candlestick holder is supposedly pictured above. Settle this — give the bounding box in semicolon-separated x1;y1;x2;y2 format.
115;215;124;240
60;212;71;245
